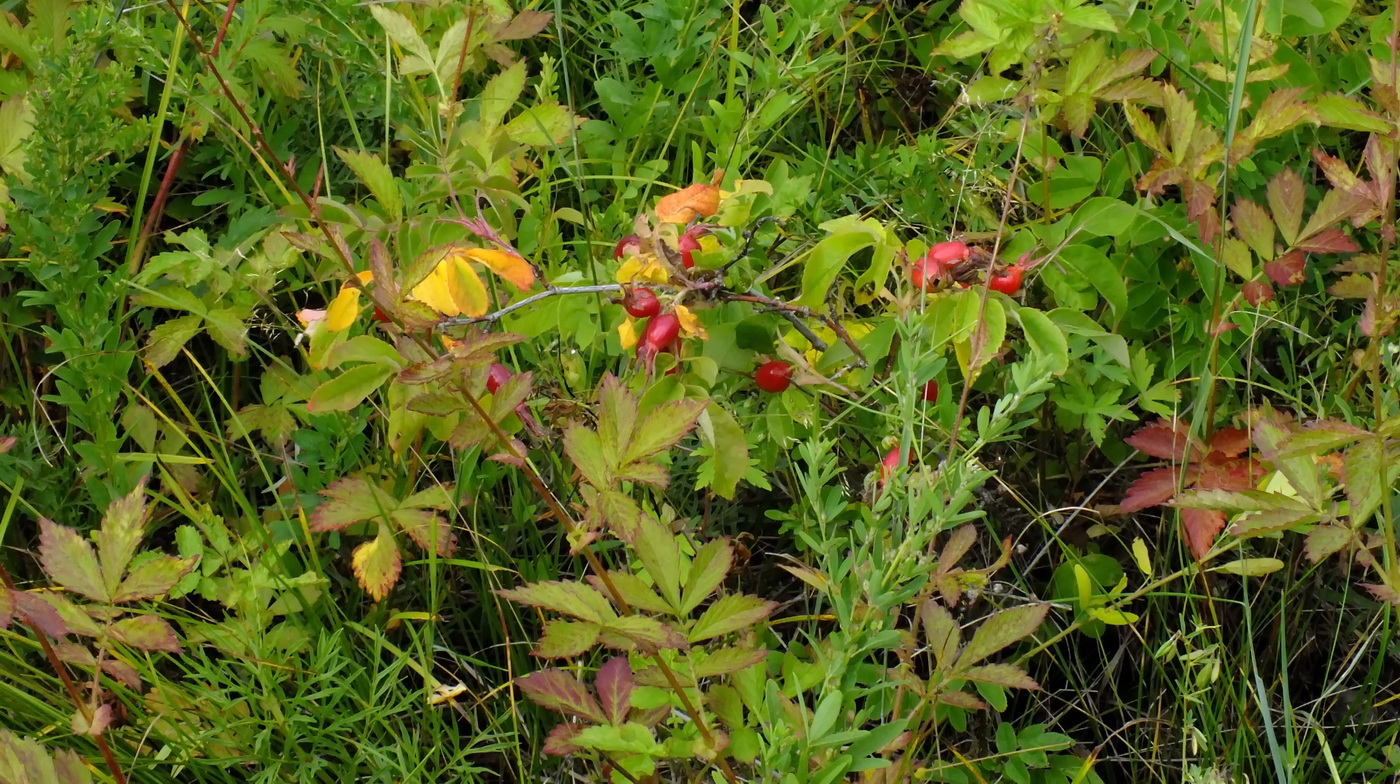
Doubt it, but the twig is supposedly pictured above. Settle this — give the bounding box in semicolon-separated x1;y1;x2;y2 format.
438;285;625;327
727;292;868;367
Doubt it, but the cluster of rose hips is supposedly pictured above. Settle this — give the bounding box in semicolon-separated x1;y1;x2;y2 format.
912;240;1024;296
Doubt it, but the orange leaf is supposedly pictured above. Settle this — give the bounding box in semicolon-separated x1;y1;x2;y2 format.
655;171;723;224
466;247;536;291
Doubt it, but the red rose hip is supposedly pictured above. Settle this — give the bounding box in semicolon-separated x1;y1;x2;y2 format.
614;234;642;259
486;363;513;394
623;288;661;318
754;361;793;393
988;264;1023;295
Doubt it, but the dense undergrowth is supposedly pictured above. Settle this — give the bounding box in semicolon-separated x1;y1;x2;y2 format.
2;0;1399;782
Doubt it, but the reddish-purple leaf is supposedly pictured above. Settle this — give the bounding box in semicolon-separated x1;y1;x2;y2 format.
921;600;961;670
688;594;778;643
1264;250;1306;287
1183;180;1220;245
516;669;607;723
1267;168;1305;245
1242;280;1274;305
957;604;1048;669
1121;467;1182;513
11;591;70;638
101;659;143;690
1231;199;1275;260
1361;583;1400;604
71;704;114;737
108;615;183;653
543;723;584;756
1181;508;1226;560
39;519;107;602
595;657;635;725
962;663;1042;690
1125;419;1196;461
1296;227;1359;254
936;690;988;711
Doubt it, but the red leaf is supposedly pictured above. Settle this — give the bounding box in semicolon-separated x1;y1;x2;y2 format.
1208;427;1251;458
595;657;634;725
10;591;69;638
1242;280;1274;305
517;669;607;724
1296;227;1358;254
1124;419;1195;461
1264;250;1306;287
1121;467;1182;513
1181;508;1226;560
543;723;584;755
1312;149;1361;193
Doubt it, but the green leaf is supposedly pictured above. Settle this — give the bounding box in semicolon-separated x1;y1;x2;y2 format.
956;604;1048;669
480;62;526;131
563;425;611;488
1058;243;1127;320
692;647;768;678
697;403;748;499
1312;93;1390;133
1015;308;1068;375
633;513;681;611
310;476;395;531
144;315;203;369
1305;525;1351;562
954;291;1006;380
591;571;671;615
688;594;778;642
503;103;580;146
39;519;107;602
921;600;961;670
1210;558;1285;576
335;148;403;222
535;620;602;658
1069;194;1136;235
624;400;707;464
203;308;248;356
795;217;881;309
496;581;617;624
113;555;198;603
326;336;407;371
96;483;148;598
307;365;395;413
681;539;732;615
108;615;183;653
1344;436;1384;525
370;6;435;72
599;616;687;651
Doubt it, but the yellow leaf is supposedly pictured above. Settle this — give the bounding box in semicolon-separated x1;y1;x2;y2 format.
465;247;535;291
352;524;401;601
447;256;489;317
616;254;670;284
618;317;638;350
411;259;460;315
655;170;723;224
674;304;706;338
1132;538;1152;576
325;288;361;332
